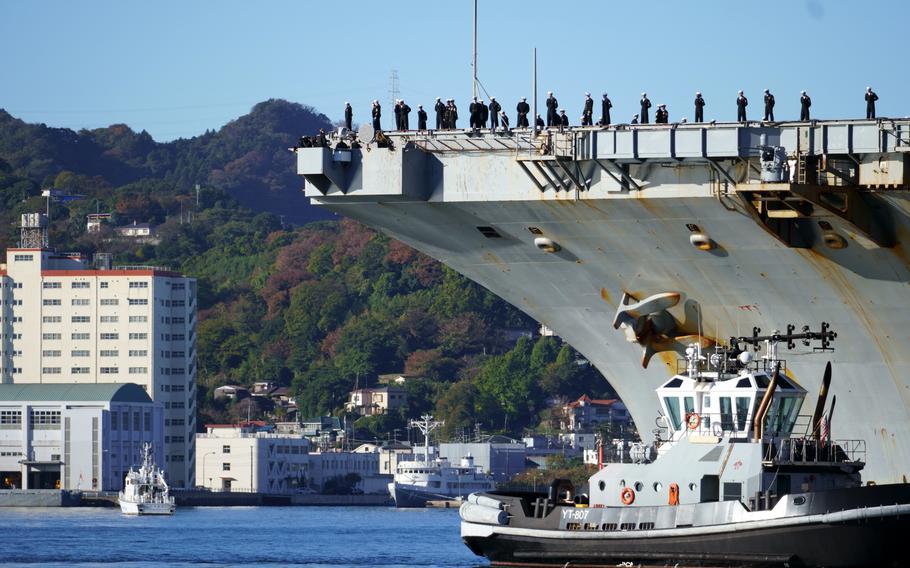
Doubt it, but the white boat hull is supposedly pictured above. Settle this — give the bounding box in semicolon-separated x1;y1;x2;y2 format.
119;498;176;515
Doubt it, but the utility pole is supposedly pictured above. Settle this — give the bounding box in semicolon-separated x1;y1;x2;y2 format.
195;183;200;208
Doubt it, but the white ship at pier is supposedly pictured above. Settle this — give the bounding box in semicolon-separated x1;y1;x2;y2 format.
295;117;910;484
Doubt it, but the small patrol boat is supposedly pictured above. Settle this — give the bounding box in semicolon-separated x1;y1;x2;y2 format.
118;443;176;515
460;324;910;567
389;414;496;508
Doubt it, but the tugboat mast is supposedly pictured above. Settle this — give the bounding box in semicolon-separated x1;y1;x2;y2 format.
409;414;443;464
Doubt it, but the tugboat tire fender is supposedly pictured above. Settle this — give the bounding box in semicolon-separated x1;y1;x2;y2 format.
620;487;635;505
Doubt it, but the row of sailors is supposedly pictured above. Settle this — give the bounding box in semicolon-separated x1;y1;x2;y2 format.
345;88;882;132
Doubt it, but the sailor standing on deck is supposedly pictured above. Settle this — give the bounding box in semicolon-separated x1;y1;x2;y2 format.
601;93;612;126
640;93;652;124
394;100;402;130
694;92;705;123
469;97;478;129
866;87;879;119
516;97;530;128
763;89;775;121
400;100;411;131
372;100;382;131
479;99;489;129
559;109;569;131
546;91;559;127
736;90;748;122
631;114;639;125
489;97;501;130
448;99;458;129
344;102;353;131
656;104;669;124
434;98;445;130
582;93;594;126
800;91;812;121
417;105;427;131
535;114;545;129
499;111;510;133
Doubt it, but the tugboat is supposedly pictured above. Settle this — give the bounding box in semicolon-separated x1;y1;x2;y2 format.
119;443;176;515
389;414;496;508
460;324;910;567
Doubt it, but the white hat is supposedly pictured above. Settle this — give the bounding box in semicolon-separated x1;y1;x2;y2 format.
418;105;423;108
801;90;806;95
345;101;350;105
764;89;769;93
641;92;646;96
738;90;744;94
867;86;872;90
559;108;565;112
585;92;591;96
490;96;495;100
436;97;441;101
633;113;639;117
696;91;701;95
521;97;527;101
603;92;608;96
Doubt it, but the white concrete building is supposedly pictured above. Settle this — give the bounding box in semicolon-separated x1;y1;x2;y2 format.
0;383;163;491
195;424;385;494
0;245;197;487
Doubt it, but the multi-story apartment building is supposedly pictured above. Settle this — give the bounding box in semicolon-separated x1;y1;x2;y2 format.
0;244;197;487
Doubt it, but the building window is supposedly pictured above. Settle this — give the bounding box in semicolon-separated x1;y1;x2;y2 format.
144;412;151;432
100;333;119;340
128;298;148;306
71;282;90;289
71;367;90;374
43;299;61;306
172;318;186;324
42;367;62;374
100;282;109;289
71;316;91;323
129;367;148;374
100;315;119;323
100;367;119;374
222;462;231;471
100;350;119;357
172;385;185;392
129;315;148;323
0;410;22;427
111;411;118;430
42;350;61;357
71;333;90;340
42;282;62;289
100;299;119;306
13;254;34;262
29;410;61;428
172;455;185;462
172;283;185;290
129;282;149;289
172;402;185;409
71;298;90;306
71;350;90;357
42;316;62;323
129;333;148;340
122;412;129;430
129;350;148;357
172;300;186;307
43;333;62;340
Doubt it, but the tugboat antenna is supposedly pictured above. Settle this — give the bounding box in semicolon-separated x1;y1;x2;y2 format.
731;322;837;352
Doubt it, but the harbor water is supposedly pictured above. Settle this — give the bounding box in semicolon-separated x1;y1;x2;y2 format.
0;506;485;567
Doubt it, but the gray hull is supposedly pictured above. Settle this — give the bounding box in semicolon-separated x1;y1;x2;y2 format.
389;483;461;508
299;120;910;484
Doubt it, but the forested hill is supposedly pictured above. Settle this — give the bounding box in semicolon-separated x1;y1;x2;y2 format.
0;99;333;226
0;102;616;440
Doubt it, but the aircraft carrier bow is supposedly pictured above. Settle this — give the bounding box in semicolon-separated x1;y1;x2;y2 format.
295;119;910;483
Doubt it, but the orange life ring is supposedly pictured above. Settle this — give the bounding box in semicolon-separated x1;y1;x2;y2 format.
685;412;701;430
620;487;635;505
668;483;680;506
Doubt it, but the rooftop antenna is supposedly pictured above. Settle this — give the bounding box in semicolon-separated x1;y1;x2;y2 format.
472;0;478;99
388;69;400;108
409;414;443;464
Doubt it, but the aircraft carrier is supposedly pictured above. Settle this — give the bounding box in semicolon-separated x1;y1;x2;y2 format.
295;118;910;483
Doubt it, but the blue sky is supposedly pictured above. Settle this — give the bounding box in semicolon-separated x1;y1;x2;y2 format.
1;0;906;141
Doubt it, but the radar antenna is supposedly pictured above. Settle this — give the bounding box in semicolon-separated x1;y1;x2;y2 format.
409;414;444;465
730;322;837;352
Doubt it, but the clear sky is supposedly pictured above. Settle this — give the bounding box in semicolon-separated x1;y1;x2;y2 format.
1;0;906;141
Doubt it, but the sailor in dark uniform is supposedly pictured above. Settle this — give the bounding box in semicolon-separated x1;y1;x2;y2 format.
434;97;445;130
631;114;639;125
344;102;353;131
516;97;530;128
394;100;403;130
499;111;510;133
800;91;811;121
655;104;668;124
468;97;478;129
479;99;489;128
865;87;878;119
582;93;594;126
535;114;545;129
400;100;411;130
559;109;569;130
694;92;705;123
448;99;458;129
601;93;612;126
736;90;748;122
546;91;558;126
763;89;775;122
372;100;382;131
417;105;427;131
640;93;651;124
489;97;501;130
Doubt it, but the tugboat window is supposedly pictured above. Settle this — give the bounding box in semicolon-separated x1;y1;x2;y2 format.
719;397;734;431
735;397;750;431
683;397;695;417
634;482;643;492
664;397;682;430
598;480;606;491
